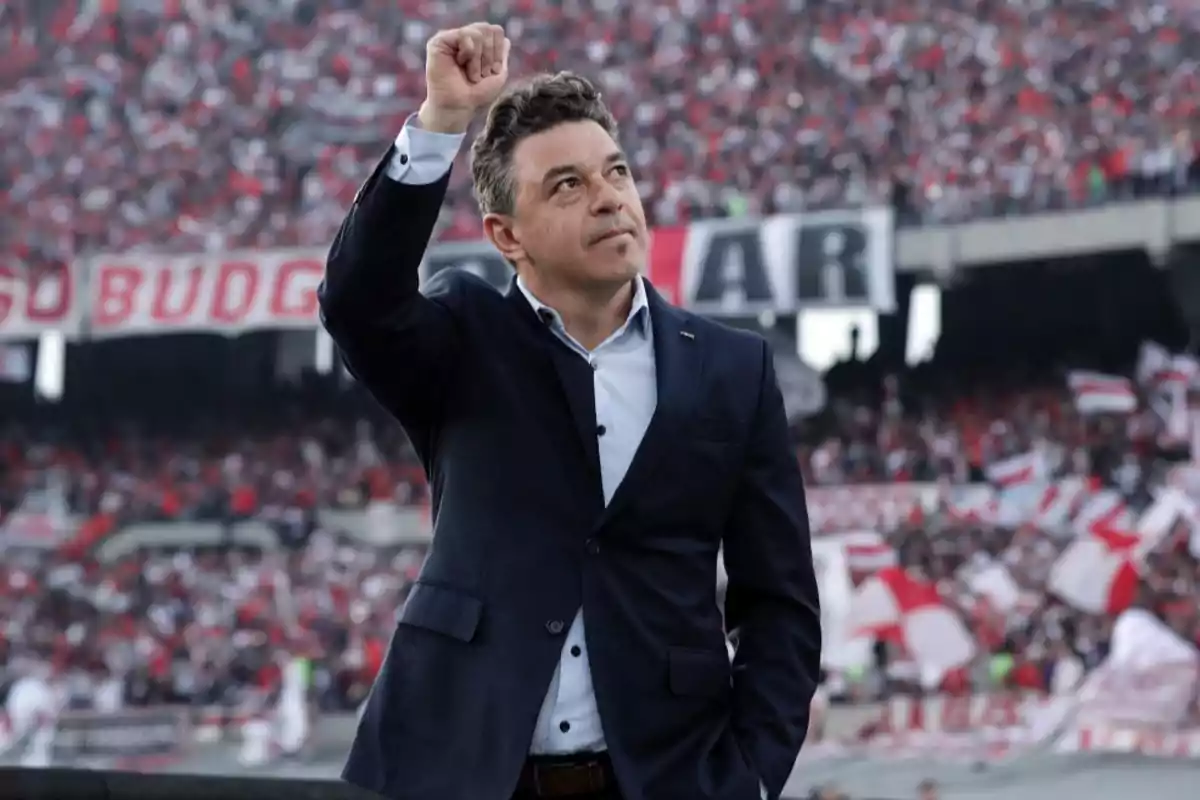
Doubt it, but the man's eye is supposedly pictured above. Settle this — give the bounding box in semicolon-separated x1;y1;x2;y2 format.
556;177;581;192
611;164;630;177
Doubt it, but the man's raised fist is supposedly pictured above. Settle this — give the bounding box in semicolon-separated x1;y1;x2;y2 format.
420;23;511;134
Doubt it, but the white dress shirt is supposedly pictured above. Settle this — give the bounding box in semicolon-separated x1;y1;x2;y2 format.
384;118;467;185
518;275;656;755
384;117;767;797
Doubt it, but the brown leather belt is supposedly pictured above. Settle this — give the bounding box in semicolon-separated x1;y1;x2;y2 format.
515;752;615;798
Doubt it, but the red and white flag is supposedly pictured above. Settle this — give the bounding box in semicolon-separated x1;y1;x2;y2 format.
1030;478;1089;530
984;451;1048;488
1048;491;1185;614
944;485;998;524
1068;371;1137;414
849;567;975;681
1073;608;1200;729
962;561;1022;613
837;531;897;576
1133;488;1195;551
1048;529;1141;614
1072;490;1134;538
1136;342;1197;388
1136;343;1200;446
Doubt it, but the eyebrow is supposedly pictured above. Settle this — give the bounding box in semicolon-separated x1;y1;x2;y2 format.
541;152;627;185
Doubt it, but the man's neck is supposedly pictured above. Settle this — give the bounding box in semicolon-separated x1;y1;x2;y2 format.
524;276;635;351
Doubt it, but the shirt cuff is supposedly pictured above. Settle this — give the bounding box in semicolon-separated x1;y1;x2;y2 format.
383;114;467;185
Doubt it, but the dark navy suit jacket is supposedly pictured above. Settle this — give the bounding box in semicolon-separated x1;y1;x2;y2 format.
319;151;822;800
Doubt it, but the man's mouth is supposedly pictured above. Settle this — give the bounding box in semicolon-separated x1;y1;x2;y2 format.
590;229;632;245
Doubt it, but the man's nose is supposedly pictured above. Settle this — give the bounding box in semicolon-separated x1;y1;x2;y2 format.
590;181;624;214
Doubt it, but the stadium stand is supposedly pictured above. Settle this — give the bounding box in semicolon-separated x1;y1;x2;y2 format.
2;1;1200;797
1;0;1198;266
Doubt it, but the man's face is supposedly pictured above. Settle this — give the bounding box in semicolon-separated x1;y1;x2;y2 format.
494;120;648;289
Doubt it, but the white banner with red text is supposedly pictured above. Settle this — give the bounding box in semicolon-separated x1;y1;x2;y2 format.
0;263;82;340
0;208;894;340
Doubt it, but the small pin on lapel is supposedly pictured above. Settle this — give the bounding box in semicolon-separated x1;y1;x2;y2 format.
680;330;695;340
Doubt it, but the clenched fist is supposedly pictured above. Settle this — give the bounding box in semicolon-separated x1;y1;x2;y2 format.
419;23;511;134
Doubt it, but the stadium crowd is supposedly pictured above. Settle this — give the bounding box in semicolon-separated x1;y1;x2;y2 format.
3;0;1200;771
804;374;1200;699
3;366;1198;717
3;0;1200;266
0;529;425;716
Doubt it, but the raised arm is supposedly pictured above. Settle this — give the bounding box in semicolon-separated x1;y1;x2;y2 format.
318;24;511;442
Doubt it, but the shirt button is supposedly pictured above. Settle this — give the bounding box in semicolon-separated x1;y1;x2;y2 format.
545;620;565;635
589;360;598;371
570;645;582;657
596;424;607;437
398;153;409;165
559;721;571;733
585;539;601;555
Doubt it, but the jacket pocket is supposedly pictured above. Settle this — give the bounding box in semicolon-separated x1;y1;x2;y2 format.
398;581;483;643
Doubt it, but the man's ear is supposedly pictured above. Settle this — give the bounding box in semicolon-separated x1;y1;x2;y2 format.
482;213;524;265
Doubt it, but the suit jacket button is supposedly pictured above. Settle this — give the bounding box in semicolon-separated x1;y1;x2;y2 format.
585;539;601;555
546;620;565;635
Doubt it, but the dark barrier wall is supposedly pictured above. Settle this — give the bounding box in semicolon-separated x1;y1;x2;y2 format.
0;767;903;800
0;768;385;800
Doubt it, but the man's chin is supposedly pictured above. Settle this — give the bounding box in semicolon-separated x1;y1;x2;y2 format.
581;258;641;283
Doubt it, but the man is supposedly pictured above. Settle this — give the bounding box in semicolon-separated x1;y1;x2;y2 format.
273;637;315;759
0;662;62;768
321;23;821;800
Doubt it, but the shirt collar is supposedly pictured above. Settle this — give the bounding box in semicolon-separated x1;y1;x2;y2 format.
517;274;651;337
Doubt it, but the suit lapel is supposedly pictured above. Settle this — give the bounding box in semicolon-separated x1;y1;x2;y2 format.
601;282;703;523
504;280;603;490
505;277;704;520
